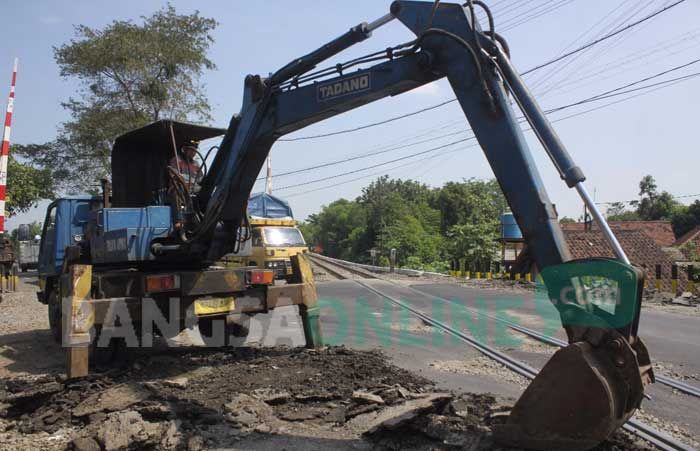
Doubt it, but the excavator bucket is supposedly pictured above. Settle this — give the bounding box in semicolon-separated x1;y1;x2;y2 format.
495;339;651;450
495;259;652;450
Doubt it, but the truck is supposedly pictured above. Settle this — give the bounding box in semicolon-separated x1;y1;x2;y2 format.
37;2;655;447
16;224;40;272
223;193;308;280
37;120;321;372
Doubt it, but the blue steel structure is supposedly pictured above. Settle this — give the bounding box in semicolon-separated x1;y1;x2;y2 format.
37;2;653;448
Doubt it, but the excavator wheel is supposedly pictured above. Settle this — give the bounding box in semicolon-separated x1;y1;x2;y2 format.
494;336;650;450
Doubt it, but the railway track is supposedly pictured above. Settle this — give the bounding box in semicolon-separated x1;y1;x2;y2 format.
307;253;696;451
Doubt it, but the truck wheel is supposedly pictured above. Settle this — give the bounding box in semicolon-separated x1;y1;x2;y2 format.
47;289;62;343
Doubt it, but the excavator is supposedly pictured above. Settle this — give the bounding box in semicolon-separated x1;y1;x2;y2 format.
37;1;653;449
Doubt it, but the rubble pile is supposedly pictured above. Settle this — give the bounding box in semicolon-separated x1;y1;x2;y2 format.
0;347;656;450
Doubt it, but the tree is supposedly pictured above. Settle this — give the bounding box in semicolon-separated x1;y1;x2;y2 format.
447;221;500;272
634;175;679;220
304;199;366;260
5;152;54;217
16;5;218;190
605;202;640;221
671;200;700;237
559;216;576;224
435;179;507;233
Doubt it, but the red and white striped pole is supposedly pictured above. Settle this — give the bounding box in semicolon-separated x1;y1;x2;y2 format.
0;58;18;234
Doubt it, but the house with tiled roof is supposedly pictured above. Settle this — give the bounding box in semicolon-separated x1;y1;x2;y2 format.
508;220;694;291
673;226;700;261
563;229;687;290
560;221;676;248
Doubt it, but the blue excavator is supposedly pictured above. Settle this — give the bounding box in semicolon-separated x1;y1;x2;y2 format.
37;2;654;449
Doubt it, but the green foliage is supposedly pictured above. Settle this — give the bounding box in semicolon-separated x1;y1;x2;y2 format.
633;175;680;220
605;202;640;221
671;200;700;238
16;4;218;190
447;221;500;271
436;179;507;233
305;176;506;272
559;216;576;224
6;153;54;217
616;175;700;237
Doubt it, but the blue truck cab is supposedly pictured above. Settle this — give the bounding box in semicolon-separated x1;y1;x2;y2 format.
37;197;99;301
37;197;172;302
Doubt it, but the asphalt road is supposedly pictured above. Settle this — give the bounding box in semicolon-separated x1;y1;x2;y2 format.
311;279;700;443
2;274;697;446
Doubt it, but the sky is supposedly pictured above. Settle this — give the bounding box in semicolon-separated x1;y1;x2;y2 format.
1;0;699;230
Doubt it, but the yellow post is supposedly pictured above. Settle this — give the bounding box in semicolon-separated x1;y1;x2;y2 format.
515;273;521;281
655;279;661;290
465;271;470;279
671;279;678;295
486;272;492;280
475;272;481;279
62;265;94;379
526;273;532;282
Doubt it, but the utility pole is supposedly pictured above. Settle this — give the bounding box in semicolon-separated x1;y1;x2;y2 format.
0;58;18;234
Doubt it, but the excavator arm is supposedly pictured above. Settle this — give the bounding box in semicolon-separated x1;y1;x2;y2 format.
186;1;653;448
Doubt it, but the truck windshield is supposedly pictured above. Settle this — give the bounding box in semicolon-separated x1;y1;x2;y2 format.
263;227;305;247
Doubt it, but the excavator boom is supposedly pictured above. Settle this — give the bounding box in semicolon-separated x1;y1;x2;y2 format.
177;2;653;448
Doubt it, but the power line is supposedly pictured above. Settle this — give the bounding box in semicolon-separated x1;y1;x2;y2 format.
278;99;455;142
285;145;474;198
280;70;699;196
260;58;700;183
500;0;575;32
279;0;686;143
533;0;663;96
276;138;472;190
521;0;687;76
596;193;700;205
540;28;700;96
259;129;468;180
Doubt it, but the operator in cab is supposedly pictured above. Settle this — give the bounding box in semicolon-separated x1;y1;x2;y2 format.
169;139;203;192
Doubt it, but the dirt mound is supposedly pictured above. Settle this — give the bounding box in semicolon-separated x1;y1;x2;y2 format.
0;346;654;450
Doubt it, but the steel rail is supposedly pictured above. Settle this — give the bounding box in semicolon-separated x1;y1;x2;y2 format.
310;254;695;451
404;284;700;400
308;255;356;280
313;253;700;399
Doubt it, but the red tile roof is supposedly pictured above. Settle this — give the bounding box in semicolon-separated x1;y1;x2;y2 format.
563;229;687;289
561;221;676;247
673;226;700;261
674;226;700;247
